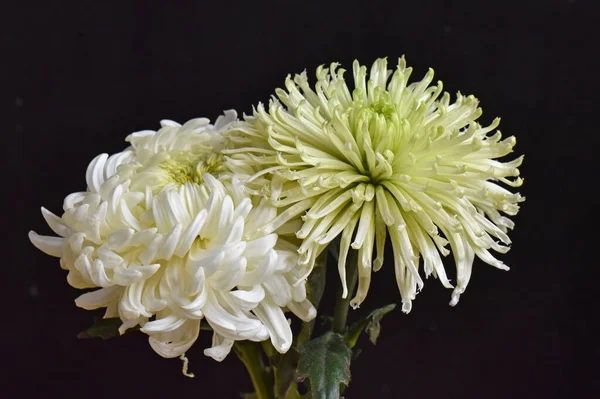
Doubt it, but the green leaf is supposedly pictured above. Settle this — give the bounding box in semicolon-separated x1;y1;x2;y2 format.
297;332;352;399
365;304;396;345
77;317;137;340
345;303;396;348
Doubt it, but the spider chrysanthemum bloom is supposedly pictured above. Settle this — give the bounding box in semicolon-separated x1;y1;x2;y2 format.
29;111;316;361
228;58;524;312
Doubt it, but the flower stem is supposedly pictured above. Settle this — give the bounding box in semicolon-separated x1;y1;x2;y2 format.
332;250;359;334
234;341;274;399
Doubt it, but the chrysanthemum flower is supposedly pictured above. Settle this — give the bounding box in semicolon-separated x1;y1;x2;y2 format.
29;111;316;360
228;58;524;312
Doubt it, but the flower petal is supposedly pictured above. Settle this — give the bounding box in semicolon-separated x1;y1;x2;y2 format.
148;320;201;359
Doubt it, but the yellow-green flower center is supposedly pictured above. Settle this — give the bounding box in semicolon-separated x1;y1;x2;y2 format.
159;151;225;185
366;99;396;120
342;98;402;184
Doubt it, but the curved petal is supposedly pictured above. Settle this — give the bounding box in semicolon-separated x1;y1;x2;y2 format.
262;274;292;307
209;257;247;291
203;332;234;362
141;313;185;333
239;250;277;286
203;291;268;341
244;234;278;260
252;297;292;354
29;231;63;257
86;153;108;193
229;285;265;311
41;207;70;237
75;286;122;310
148;320;201;359
287;298;317;323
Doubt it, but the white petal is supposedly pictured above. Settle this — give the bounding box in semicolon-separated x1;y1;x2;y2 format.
186;258;206;296
239;250;277;286
129;228;159;247
118;317;144;335
244;234;278;260
164;191;191;226
213;109;237;130
104;151;132;180
221;242;247;263
119;200;143;231
253;297;292;354
182;117;210;130
68;232;85;254
174;209;207;258
156;224;182;261
90;259;112;287
232;197;252;221
447;231;475;307
63;192;87;211
203;293;268;341
126;130;155;149
29;231;63;257
229;285;265;311
73;249;94;283
148;320;201;359
160;119;181;128
245;199;277;233
139;234;163;265
210;196;234;246
224;216;245;244
113;265;143;285
96;246;124;268
41;207;70;237
132;263;161;279
180;290;208;318
287;298;317;322
291;281;307;302
86;153;108;193
210;257;247;291
75;286;122;310
187;247;224;277
106;228;134;251
119;280;151;319
141;279;168;313
203;332;234;362
262;274;292;307
142;314;185;333
67;269;95;289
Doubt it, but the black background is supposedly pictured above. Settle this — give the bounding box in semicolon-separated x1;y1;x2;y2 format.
5;0;596;397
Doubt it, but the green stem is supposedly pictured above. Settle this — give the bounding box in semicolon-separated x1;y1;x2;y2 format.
332;250;359;334
234;341;274;399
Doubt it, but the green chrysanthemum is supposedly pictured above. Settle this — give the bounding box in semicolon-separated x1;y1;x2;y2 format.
227;57;524;312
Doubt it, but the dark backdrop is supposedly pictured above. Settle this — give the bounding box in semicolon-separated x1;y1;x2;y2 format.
5;0;595;397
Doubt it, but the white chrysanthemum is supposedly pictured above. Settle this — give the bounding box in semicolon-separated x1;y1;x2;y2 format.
228;58;524;312
29;111;316;360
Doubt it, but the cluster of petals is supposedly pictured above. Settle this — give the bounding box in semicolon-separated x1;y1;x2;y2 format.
30;111;315;360
228;57;524;311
